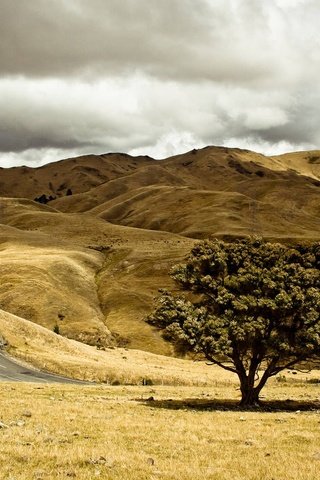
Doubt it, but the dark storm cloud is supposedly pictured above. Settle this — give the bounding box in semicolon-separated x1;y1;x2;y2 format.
0;0;319;166
0;0;214;79
1;0;309;84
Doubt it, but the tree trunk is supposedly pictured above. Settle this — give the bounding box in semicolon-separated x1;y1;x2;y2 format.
239;374;262;407
239;387;261;406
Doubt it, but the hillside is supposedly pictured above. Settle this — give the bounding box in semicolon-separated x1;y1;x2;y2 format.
0;309;222;385
0;145;319;357
51;146;320;241
270;150;320;181
0;152;153;200
0;197;193;354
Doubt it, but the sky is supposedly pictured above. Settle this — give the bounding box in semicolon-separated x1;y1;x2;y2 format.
0;0;319;167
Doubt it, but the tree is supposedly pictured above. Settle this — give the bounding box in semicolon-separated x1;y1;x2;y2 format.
147;238;320;406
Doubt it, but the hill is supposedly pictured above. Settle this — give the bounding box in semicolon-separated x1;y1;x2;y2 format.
52;146;320;241
0;145;319;357
0;152;153;200
0;197;193;353
0;309;221;385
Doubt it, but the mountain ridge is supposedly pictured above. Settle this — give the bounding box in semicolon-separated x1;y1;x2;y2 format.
1;146;319;201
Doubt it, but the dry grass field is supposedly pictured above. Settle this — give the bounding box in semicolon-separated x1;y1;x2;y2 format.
0;379;319;480
1;308;319;479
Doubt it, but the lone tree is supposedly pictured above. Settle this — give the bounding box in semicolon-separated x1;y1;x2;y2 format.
147;238;320;406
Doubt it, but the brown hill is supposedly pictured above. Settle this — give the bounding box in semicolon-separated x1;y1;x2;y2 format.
0;152;153;200
49;146;320;241
0;145;319;356
0;197;193;354
270;150;320;181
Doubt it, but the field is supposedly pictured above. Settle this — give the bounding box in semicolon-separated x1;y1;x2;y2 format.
0;373;319;480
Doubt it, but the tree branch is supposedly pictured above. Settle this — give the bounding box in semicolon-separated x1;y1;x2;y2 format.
270;356;306;376
255;356;279;391
205;355;237;374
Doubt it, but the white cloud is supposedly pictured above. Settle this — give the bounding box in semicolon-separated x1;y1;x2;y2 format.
0;148;81;168
129;131;207;159
0;0;319;166
222;137;316;156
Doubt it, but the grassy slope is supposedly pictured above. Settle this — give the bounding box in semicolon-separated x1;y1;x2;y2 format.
0;206;110;346
0;197;194;353
0;152;153;198
270;150;320;180
0;309;226;386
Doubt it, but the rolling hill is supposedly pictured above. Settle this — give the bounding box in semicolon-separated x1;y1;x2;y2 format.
0;146;319;357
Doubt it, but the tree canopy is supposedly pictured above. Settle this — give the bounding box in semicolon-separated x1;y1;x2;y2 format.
147;238;320;405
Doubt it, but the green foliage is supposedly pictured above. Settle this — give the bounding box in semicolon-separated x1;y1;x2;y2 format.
147;238;320;405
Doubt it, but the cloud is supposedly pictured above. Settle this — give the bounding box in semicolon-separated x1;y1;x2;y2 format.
0;148;81;168
0;74;318;165
0;0;319;166
0;0;214;80
129;132;207;160
1;0;317;85
0;77;153;152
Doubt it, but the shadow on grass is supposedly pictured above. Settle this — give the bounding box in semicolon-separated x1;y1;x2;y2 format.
137;397;320;412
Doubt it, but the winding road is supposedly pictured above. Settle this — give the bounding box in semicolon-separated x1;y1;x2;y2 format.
0;352;91;384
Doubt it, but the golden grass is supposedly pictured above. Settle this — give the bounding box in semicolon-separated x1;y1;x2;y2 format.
0;380;319;480
0;309;235;386
0;197;194;353
270;150;320;181
90;184;320;240
95;242;193;354
0;236;111;346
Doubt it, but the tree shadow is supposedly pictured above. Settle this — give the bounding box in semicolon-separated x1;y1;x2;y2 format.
137;397;320;412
